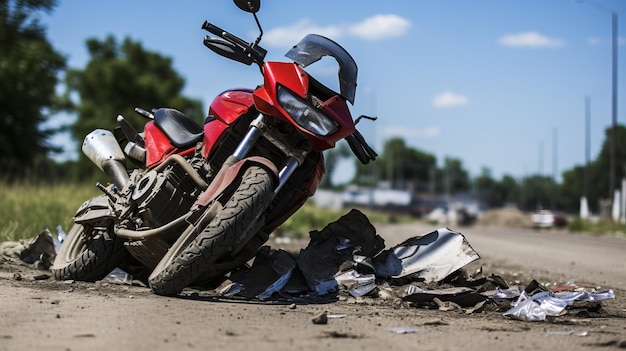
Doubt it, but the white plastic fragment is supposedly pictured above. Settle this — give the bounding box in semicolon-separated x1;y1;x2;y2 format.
547;330;589;336
335;269;377;297
389;327;421;334
374;228;480;283
503;289;615;321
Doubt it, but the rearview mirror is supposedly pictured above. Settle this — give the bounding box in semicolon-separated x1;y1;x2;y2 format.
233;0;260;13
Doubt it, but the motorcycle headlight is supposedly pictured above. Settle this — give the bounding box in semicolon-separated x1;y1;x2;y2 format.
277;86;339;136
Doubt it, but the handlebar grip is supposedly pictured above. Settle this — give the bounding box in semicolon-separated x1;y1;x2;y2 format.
202;21;226;37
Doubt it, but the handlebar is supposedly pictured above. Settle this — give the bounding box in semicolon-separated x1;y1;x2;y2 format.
202;21;249;48
202;21;267;65
202;21;224;37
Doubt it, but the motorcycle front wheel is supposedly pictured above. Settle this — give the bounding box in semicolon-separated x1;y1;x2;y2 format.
51;223;130;282
148;165;274;296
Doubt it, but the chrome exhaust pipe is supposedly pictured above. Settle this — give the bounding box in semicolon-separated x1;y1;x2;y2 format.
82;129;130;190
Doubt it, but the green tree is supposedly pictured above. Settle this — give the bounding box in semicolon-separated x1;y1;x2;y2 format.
436;157;470;195
498;174;521;206
376;138;436;191
589;125;626;204
518;174;555;211
560;166;585;213
0;0;66;175
473;169;521;208
556;125;626;215
64;35;203;177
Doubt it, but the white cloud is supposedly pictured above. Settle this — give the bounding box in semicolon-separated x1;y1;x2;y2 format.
498;31;564;48
264;14;411;47
382;126;441;139
348;14;411;41
433;91;469;108
264;19;343;47
587;37;602;46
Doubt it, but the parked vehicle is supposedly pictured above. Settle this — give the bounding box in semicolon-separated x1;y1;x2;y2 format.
531;210;568;228
52;0;377;296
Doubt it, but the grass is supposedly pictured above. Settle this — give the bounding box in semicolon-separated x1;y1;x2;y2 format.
568;217;626;238
0;180;101;242
0;180;416;243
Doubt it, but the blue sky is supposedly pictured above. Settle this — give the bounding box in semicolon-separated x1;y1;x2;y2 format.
41;0;626;182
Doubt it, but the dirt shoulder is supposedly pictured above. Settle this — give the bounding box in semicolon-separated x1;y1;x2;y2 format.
1;222;625;351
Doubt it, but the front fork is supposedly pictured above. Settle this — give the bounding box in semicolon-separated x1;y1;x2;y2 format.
231;114;305;194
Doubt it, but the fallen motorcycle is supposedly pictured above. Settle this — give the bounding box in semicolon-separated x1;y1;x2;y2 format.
52;0;377;296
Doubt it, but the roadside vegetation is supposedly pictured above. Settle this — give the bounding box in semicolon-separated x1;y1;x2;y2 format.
568;217;626;238
2;180;625;243
0;180;100;242
0;180;417;242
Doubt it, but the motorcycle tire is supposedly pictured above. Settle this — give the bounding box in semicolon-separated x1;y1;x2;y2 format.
149;165;274;296
51;223;131;282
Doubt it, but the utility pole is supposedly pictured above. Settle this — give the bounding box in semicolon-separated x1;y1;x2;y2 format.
577;0;619;218
552;128;558;210
609;11;618;202
585;96;591;199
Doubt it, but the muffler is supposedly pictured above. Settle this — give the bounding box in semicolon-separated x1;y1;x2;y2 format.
82;129;130;190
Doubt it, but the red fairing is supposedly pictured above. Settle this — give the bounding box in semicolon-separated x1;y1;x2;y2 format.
200;118;228;159
209;89;255;124
144;121;194;168
200;89;256;159
254;61;356;151
253;62;307;118
308;154;325;195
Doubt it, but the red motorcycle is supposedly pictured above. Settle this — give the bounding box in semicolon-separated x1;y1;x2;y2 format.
52;0;377;296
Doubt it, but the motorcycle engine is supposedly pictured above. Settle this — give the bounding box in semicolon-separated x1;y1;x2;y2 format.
131;164;200;227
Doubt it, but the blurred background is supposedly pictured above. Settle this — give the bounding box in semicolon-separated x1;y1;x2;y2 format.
1;0;625;240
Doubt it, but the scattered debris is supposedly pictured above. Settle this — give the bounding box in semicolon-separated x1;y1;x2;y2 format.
546;330;589;337
373;228;480;283
403;286;486;308
102;268;133;285
502;288;615;322
312;312;328;325
225;248;297;300
1;209;619;326
32;274;50;281
0;228;56;269
389;327;421;334
296;209;385;295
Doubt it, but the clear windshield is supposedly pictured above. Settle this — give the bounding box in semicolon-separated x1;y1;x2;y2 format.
285;34;358;104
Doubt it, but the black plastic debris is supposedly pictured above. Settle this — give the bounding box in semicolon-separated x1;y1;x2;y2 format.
296;209;385;295
225;247;297;300
403;286;487;308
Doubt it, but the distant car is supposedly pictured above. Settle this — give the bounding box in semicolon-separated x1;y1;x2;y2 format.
532;210;568;228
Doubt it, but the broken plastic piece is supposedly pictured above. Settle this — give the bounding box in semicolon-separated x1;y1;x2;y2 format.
54;225;66;252
19;228;56;269
227;248;297;300
487;286;524;299
103;267;133;285
403;286;486;307
389;327;421;334
297;209;385;295
374;228;480;283
547;330;589;336
335;269;377;297
503;288;615;321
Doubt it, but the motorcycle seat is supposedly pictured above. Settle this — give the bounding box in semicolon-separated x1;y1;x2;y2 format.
153;108;204;148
